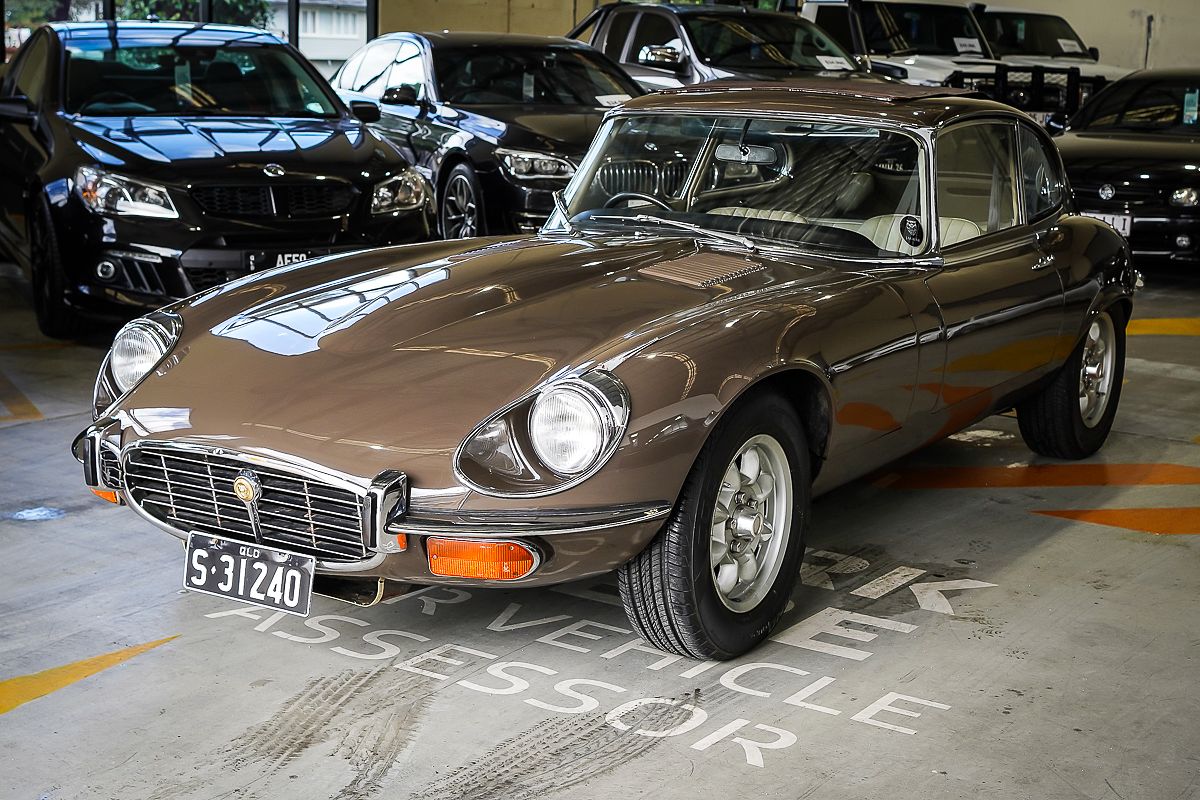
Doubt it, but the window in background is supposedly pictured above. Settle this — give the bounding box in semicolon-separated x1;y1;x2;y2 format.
117;0;201;22
5;0;106;63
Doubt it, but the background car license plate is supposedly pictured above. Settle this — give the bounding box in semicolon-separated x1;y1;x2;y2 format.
184;533;314;616
1090;213;1132;236
245;251;311;270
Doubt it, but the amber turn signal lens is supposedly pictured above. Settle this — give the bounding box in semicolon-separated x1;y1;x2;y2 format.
91;488;119;504
426;538;536;581
394;533;408;551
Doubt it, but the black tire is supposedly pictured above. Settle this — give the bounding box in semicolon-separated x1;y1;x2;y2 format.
618;390;811;660
29;199;85;340
439;163;483;239
1017;306;1126;459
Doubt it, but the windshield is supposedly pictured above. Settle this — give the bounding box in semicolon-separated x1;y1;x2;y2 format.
1076;79;1200;135
980;12;1090;57
682;14;858;73
63;43;340;117
552;114;929;258
433;46;642;106
860;2;989;57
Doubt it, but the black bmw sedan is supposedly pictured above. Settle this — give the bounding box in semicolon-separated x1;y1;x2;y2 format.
0;21;434;338
1056;69;1200;268
333;32;644;238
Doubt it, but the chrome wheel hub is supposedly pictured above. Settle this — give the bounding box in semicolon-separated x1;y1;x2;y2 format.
709;434;793;612
1078;314;1116;428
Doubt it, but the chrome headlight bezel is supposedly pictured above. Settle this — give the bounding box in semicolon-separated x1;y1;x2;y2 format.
371;168;427;214
94;310;182;419
75;166;179;219
454;370;630;497
495;148;576;181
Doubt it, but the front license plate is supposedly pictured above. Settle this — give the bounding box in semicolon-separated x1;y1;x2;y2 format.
1089;213;1132;237
184;533;314;616
245;251;312;271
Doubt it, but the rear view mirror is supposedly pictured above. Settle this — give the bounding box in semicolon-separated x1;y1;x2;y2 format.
349;100;381;123
715;143;777;165
0;95;35;124
381;85;419;107
1087;46;1100;61
1044;112;1068;136
638;45;684;71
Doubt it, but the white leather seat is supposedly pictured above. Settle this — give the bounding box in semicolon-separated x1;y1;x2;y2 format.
709;207;808;224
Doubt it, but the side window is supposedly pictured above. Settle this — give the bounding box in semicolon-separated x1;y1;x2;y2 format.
630;13;682;62
814;7;855;52
353;42;399;98
386;42;426;98
337;49;367;91
603;11;637;61
935;123;1018;244
11;32;51;106
1019;125;1065;221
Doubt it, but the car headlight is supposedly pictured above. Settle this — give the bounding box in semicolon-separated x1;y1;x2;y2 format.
455;371;629;496
1170;187;1198;207
495;148;575;180
372;168;427;214
108;312;182;395
76;166;178;219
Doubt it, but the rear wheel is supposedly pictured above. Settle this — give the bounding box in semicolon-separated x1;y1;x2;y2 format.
618;391;810;660
439;164;482;239
29;199;85;340
1017;306;1125;459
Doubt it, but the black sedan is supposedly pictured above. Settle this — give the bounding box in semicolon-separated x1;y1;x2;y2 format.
333;32;643;238
0;21;434;338
1056;69;1200;267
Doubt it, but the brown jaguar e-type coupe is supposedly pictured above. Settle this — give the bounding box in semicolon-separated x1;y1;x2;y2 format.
75;80;1137;659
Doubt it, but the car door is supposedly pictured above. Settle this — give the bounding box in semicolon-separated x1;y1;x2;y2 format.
922;119;1065;413
0;29;52;264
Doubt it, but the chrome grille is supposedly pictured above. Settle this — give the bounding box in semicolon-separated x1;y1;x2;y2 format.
99;447;123;490
124;445;367;562
597;159;693;196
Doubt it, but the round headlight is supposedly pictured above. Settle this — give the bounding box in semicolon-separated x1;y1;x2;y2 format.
110;320;170;393
1170;187;1199;207
529;385;609;476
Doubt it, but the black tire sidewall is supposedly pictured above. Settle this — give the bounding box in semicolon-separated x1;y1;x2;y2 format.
439;163;483;239
684;392;810;658
29;199;77;339
1068;307;1126;453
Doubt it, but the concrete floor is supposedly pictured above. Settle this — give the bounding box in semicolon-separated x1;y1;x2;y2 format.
1;263;1198;800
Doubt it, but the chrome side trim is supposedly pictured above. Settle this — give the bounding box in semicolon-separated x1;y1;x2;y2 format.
364;470;408;552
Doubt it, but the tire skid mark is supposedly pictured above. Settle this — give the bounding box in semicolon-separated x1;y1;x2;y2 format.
412;689;715;800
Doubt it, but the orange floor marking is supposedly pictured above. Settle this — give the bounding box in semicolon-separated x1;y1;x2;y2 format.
882;463;1200;490
1035;508;1200;535
0;367;41;421
1127;318;1200;336
0;636;178;716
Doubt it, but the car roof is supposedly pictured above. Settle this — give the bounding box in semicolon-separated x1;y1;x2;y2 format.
802;0;976;6
1109;68;1200;81
619;78;1018;128
594;2;808;17
386;30;590;48
46;20;282;46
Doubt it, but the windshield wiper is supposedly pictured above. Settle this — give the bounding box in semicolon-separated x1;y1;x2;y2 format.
588;214;756;251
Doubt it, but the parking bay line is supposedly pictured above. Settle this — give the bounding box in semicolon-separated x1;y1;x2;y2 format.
1127;318;1200;336
878;463;1200;491
1035;507;1200;536
0;366;41;421
0;635;178;716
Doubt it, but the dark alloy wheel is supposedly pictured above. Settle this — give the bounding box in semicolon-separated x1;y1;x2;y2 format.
29;199;85;340
618;390;810;660
439;164;482;239
1017;306;1126;459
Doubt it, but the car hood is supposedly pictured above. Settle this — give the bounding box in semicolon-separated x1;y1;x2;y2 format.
1057;131;1200;182
68;115;404;180
874;54;1002;83
998;55;1130;82
115;235;842;488
457;105;611;156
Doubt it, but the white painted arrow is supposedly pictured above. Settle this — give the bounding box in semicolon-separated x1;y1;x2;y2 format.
910;579;997;615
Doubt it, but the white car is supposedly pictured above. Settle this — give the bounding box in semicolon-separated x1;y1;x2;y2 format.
801;0;1003;87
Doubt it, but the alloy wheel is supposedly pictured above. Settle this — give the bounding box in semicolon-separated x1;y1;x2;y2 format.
442;174;478;238
1079;313;1116;428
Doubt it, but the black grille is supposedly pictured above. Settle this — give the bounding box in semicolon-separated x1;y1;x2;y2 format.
191;184;355;219
184;267;237;292
124;445;367;563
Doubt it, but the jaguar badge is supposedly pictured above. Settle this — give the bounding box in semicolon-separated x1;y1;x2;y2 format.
1099;184;1115;200
263;163;286;178
233;471;261;504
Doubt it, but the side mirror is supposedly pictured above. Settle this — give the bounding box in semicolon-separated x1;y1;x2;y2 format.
380;85;420;107
349;100;381;124
638;45;685;71
0;95;35;124
1044;112;1068;135
1087;46;1100;61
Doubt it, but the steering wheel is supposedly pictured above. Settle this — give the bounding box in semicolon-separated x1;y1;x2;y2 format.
603;191;672;211
83;91;139;106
